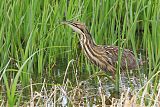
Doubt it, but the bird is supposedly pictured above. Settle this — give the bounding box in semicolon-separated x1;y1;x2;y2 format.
63;21;138;76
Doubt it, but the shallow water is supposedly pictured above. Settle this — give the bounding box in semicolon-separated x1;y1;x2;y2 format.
38;59;147;106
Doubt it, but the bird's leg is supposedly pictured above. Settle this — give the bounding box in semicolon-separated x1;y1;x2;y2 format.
106;65;116;78
111;71;115;79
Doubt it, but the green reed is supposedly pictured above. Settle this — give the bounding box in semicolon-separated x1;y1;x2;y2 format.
0;0;160;106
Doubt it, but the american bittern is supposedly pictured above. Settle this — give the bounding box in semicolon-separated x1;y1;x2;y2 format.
63;21;138;75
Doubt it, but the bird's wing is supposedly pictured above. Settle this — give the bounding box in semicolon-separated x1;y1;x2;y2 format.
102;46;137;69
103;46;119;65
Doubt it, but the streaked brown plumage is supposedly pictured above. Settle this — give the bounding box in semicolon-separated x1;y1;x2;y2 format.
63;21;138;75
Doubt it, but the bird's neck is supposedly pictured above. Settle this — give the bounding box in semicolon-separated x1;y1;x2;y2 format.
79;33;96;48
78;33;103;66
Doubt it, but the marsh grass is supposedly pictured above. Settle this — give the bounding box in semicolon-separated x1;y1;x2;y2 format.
0;0;160;106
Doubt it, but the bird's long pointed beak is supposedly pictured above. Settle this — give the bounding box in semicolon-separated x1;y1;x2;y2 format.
61;21;76;30
62;21;83;34
61;21;72;25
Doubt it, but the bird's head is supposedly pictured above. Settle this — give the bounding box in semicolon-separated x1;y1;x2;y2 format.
62;21;89;35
